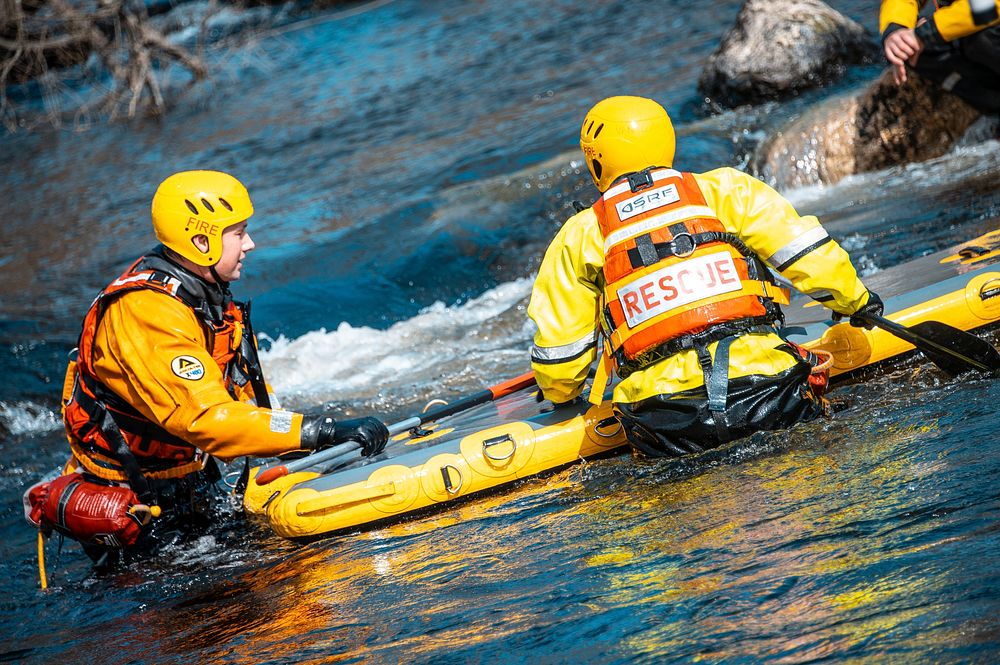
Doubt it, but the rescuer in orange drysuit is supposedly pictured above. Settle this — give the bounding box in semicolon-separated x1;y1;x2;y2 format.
528;96;883;457
26;170;388;567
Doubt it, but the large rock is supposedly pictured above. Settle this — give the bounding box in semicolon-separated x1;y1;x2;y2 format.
699;0;878;108
751;70;982;188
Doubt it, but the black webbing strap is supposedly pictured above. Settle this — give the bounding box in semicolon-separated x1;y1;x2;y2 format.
694;336;738;442
234;300;269;497
97;410;156;505
75;373;191;450
626;231;764;271
635;234;659;267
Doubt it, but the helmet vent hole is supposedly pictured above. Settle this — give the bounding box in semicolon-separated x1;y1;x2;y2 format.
591;159;602;180
593;123;604;139
201;198;215;213
218;198;233;212
586;120;594;135
185;199;199;214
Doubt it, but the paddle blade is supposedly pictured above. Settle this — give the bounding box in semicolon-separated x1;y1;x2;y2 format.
908;321;1000;375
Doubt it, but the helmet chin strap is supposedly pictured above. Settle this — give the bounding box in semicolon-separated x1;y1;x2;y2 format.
209;265;231;293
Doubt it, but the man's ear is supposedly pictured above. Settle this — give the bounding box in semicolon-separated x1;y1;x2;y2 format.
191;234;210;254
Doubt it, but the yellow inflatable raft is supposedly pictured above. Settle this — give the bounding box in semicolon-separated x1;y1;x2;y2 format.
245;230;1000;540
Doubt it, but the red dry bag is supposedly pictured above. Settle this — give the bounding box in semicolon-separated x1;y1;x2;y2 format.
24;473;144;547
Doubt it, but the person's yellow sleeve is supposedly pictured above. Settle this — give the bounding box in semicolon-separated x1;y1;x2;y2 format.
527;209;605;403
929;0;1000;41
92;290;304;460
880;0;922;33
693;168;871;316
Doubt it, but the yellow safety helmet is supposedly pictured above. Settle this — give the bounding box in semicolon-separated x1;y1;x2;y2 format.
151;170;253;266
579;96;676;192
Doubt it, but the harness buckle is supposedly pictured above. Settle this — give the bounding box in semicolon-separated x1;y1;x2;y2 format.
669;232;696;258
627;170;654;192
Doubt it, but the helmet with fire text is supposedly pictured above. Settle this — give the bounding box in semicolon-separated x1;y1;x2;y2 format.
579;96;676;192
151;170;254;266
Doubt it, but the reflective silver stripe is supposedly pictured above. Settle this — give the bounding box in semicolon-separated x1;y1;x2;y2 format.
603;168;682;199
807;289;834;302
531;332;597;363
603;205;715;252
765;227;830;270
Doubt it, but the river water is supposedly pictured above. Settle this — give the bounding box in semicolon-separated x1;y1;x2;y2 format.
2;0;1000;662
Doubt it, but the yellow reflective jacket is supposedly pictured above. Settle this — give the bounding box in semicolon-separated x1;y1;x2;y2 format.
72;288;305;462
528;167;871;405
880;0;1000;42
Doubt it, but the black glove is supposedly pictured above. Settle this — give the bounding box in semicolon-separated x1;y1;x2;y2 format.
833;290;884;329
301;415;389;457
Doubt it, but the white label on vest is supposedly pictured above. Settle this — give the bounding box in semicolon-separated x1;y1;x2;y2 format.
171;355;205;380
614;184;680;221
617;251;742;328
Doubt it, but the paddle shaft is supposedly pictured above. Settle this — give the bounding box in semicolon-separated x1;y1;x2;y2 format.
255;371;536;485
859;314;1000;374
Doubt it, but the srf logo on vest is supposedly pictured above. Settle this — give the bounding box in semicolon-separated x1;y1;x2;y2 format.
171;355;206;380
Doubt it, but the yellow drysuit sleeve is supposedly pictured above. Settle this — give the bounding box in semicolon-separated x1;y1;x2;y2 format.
528;209;605;403
880;0;923;33
694;168;870;317
92;289;305;460
880;0;1000;42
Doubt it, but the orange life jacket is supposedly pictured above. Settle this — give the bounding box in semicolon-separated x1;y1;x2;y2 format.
594;167;790;377
62;247;268;490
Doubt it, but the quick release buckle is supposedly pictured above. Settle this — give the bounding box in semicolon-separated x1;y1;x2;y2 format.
627;170;654;192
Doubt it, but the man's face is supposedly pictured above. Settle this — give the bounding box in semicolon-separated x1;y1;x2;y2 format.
215;221;254;282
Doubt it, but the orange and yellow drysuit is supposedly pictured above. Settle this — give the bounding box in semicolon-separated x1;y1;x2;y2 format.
880;0;1000;43
529;167;873;455
879;0;1000;113
62;247;306;495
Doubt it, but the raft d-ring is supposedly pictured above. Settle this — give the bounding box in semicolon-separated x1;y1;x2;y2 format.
482;433;517;461
440;465;463;495
980;278;1000;301
422;399;448;413
594;416;622;438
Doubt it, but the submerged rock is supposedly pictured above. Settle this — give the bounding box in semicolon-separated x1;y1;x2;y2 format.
698;0;878;108
751;70;982;188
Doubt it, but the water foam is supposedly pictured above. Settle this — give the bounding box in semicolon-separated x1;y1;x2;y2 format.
784;139;1000;210
260;278;535;410
0;401;60;437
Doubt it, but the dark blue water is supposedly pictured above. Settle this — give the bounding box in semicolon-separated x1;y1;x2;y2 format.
2;0;1000;661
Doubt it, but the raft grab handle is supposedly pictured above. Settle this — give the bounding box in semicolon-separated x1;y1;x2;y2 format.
979;278;1000;301
594;416;623;438
441;465;464;495
482;434;516;461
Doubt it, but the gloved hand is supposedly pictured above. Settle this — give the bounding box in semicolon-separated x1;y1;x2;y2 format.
833;290;884;329
301;415;390;457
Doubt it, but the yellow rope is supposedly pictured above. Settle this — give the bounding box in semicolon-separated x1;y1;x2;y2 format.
37;531;48;591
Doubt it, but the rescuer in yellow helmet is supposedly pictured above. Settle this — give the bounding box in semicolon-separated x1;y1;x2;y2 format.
38;170;388;567
880;0;999;112
528;97;883;457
